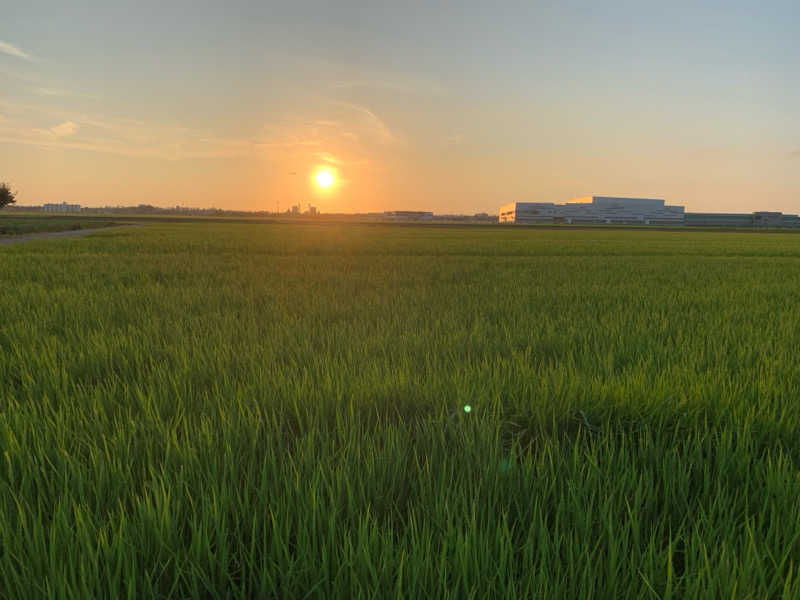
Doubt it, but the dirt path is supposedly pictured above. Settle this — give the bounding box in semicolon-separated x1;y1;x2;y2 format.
0;225;129;246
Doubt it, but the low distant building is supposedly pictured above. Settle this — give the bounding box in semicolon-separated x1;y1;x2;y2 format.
43;202;81;213
779;214;800;227
499;196;800;228
499;196;684;225
307;205;318;216
385;210;434;220
685;211;800;227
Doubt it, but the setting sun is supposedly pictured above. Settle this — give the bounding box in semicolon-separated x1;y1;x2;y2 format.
315;169;335;188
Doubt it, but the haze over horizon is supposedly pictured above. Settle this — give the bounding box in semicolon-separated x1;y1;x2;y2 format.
2;1;798;215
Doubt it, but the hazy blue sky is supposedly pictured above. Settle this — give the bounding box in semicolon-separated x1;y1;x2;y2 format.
2;1;798;213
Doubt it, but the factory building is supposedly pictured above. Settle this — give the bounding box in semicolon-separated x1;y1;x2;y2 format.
499;196;684;225
499;196;800;228
685;212;800;227
43;202;81;213
385;211;434;220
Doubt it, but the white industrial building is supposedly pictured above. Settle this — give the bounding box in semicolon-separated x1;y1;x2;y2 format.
43;202;81;213
499;196;685;225
385;211;434;220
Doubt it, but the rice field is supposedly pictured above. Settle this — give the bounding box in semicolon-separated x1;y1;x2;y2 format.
3;222;800;598
0;215;118;236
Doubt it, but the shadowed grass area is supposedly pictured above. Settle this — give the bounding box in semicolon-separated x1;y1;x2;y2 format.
3;223;800;597
0;215;118;235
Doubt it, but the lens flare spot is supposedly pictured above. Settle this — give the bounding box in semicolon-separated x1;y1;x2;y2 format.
463;405;471;413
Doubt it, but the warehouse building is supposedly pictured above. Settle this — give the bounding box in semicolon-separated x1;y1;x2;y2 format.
385;211;434;220
43;202;81;213
499;196;685;225
685;211;800;227
499;196;800;228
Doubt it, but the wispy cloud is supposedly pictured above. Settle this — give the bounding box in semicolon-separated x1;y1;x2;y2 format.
327;101;402;146
314;151;369;167
0;96;399;162
0;67;39;83
31;120;78;139
332;78;446;96
0;40;32;60
50;121;78;137
316;152;344;165
1;67;98;99
0;101;322;160
31;87;99;100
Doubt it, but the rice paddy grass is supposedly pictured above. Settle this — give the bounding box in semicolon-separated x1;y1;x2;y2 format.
0;215;117;236
3;222;800;598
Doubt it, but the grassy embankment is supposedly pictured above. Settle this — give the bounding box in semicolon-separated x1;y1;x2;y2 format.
2;223;800;598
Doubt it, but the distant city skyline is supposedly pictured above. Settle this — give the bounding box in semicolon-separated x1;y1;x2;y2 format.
2;1;799;214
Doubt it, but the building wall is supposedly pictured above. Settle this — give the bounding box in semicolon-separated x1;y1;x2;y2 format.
590;196;667;211
781;215;800;227
498;202;520;223
385;211;434;220
500;197;684;225
685;212;800;227
501;202;800;227
43;203;81;213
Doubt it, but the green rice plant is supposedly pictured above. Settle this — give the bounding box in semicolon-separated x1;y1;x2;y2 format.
0;215;117;236
2;224;800;597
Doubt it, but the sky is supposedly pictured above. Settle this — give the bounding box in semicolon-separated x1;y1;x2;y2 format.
1;0;799;214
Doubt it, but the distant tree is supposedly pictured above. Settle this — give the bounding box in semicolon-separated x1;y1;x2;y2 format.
0;182;16;209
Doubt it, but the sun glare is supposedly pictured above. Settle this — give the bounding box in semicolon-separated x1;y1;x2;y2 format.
315;169;335;188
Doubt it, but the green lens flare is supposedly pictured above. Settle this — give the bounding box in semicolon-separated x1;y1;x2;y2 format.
463;405;471;413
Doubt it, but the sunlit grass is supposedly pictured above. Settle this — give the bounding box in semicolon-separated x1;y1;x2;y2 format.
2;223;800;597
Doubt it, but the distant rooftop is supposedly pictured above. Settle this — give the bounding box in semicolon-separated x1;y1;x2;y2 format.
567;196;666;209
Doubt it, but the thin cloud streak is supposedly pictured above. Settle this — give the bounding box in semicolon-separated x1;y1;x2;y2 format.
331;78;446;96
51;121;78;137
315;151;369;167
0;96;395;163
0;40;33;60
0;108;322;160
0;67;40;84
31;120;79;138
31;87;99;100
326;100;402;146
